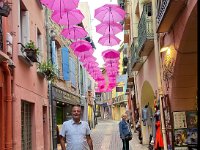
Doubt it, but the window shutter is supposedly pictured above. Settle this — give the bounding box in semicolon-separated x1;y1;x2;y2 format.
62;47;69;81
51;41;57;65
21;11;30;44
69;57;76;87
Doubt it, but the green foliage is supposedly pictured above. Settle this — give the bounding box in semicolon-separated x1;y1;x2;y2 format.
24;40;40;55
38;59;58;82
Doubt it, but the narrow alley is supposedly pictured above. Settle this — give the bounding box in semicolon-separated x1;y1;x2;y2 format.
91;119;148;150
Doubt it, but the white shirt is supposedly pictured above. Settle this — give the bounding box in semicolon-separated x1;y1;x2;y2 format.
60;119;91;150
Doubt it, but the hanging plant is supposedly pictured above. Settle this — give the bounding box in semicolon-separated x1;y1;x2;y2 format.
24;40;40;62
0;2;11;17
38;59;58;82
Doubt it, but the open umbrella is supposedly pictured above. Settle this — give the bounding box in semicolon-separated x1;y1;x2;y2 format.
94;4;126;23
98;35;120;46
51;9;84;28
70;40;92;50
61;26;87;40
96;22;122;35
40;0;79;11
102;49;120;59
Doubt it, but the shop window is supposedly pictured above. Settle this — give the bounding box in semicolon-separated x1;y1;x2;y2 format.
21;101;32;150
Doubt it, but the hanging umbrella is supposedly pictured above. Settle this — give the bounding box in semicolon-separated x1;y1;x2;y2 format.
40;0;79;11
51;9;84;28
98;35;120;46
96;22;122;35
94;4;126;23
70;40;92;50
102;49;120;59
61;26;87;40
79;53;95;62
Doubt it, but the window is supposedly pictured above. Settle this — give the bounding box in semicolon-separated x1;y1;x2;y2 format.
80;65;84;94
51;41;58;75
21;101;32;150
69;57;76;88
37;28;43;62
20;3;30;45
88;78;92;90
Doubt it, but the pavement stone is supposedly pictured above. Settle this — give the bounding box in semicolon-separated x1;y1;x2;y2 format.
91;119;148;150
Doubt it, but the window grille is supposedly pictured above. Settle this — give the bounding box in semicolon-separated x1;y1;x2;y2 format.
21;101;32;150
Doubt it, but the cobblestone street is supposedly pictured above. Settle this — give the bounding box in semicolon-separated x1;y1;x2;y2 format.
91;119;148;150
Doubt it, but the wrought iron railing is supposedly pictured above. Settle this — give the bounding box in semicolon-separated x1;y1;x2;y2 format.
131;45;139;67
137;3;154;52
156;0;170;28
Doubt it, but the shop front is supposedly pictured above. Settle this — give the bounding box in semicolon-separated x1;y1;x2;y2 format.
51;86;80;150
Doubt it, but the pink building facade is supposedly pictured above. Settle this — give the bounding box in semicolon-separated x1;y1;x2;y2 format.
0;0;50;149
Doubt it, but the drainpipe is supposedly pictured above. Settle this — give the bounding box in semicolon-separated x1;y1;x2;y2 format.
2;61;12;150
152;0;167;150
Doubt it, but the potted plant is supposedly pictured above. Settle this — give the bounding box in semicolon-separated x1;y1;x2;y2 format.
38;59;57;82
0;2;11;17
24;40;39;62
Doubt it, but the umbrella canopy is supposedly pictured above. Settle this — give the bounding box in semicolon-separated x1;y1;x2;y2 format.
102;49;120;59
94;4;126;23
40;0;79;11
51;9;84;27
96;22;122;35
61;26;87;40
98;35;120;46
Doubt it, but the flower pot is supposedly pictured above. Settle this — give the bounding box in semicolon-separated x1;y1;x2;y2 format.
24;48;38;62
0;3;11;17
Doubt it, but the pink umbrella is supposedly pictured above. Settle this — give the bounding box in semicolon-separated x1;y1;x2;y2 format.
102;49;120;59
94;4;126;23
96;22;122;35
70;40;92;50
79;53;95;62
40;0;79;11
98;35;120;46
61;26;87;40
51;9;84;28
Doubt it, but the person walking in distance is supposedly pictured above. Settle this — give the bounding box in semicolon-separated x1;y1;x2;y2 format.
60;105;93;150
119;113;132;150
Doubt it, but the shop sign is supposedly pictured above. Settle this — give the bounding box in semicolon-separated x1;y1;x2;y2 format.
52;86;80;105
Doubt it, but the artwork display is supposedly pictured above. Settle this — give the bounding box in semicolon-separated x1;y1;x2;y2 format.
186;112;197;128
186;128;197;145
173;112;187;129
174;147;188;150
173;111;198;150
174;129;188;147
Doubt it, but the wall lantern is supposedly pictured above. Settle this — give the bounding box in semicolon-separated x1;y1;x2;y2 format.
160;46;176;90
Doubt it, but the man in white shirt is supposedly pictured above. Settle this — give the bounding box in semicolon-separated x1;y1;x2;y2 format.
60;105;93;150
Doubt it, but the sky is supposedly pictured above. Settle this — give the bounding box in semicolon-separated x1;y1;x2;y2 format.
80;0;124;67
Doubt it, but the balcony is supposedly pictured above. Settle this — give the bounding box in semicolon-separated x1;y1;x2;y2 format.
157;0;187;33
131;45;144;71
113;95;128;105
137;3;154;56
127;61;134;88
